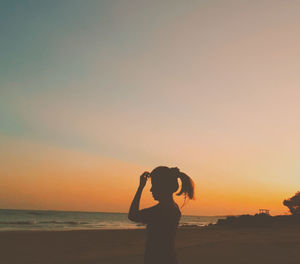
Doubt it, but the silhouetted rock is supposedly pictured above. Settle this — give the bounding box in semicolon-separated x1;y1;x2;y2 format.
215;214;300;228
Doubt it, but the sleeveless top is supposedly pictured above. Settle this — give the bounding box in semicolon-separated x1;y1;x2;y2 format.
135;202;181;264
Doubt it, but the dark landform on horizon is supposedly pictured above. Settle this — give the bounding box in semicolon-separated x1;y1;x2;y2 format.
213;191;300;228
214;213;300;228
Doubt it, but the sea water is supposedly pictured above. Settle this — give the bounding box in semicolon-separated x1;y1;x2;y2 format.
0;209;225;231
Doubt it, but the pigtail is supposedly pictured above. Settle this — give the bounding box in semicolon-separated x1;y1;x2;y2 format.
176;172;195;200
170;167;195;207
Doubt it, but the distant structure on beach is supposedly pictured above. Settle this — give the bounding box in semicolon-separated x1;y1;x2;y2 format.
259;209;270;215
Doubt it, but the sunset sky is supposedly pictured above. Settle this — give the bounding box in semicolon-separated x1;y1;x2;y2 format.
1;1;300;215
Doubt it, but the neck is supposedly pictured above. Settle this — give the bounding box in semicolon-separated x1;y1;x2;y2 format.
159;195;174;205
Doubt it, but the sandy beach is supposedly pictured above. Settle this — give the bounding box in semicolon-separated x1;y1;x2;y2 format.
1;226;300;264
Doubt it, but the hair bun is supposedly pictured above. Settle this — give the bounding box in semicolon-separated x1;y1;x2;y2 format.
170;167;180;177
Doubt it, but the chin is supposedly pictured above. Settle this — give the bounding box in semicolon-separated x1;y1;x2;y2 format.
152;195;159;201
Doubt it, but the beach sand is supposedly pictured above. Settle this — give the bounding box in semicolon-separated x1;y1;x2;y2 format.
1;227;300;264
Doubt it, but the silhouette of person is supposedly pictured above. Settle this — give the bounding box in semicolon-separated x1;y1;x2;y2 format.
128;166;195;264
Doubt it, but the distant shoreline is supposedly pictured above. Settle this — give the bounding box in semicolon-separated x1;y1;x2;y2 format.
0;208;228;217
0;209;223;231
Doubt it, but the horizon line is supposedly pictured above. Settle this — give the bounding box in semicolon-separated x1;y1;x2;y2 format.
0;207;233;217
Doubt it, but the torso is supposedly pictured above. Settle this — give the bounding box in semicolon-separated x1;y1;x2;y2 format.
144;202;181;264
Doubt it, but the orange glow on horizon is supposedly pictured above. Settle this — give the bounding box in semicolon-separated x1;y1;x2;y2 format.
0;135;291;216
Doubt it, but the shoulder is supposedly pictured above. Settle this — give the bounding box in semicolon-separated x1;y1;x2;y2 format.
130;204;160;224
141;204;160;214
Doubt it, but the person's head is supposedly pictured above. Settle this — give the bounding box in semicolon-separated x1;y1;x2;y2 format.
150;166;195;205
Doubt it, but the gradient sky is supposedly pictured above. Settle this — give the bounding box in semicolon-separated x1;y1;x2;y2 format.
1;0;300;215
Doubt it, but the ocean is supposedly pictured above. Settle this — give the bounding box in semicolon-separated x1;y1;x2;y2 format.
0;209;225;231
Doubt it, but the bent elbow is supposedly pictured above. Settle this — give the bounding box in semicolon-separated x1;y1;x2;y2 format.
128;213;138;222
128;214;133;221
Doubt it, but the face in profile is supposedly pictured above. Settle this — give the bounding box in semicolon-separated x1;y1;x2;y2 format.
150;182;161;201
150;178;171;201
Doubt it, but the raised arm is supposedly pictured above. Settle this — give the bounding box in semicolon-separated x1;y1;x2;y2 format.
128;171;149;222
